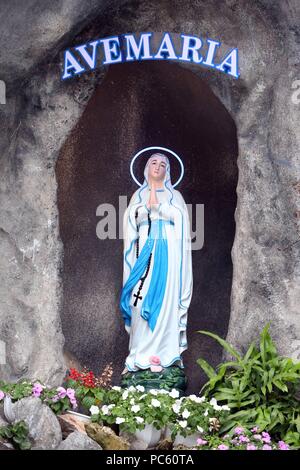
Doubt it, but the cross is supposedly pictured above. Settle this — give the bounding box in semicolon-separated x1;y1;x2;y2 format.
133;292;143;306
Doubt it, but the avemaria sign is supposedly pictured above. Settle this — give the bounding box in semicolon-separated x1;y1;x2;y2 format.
62;32;240;80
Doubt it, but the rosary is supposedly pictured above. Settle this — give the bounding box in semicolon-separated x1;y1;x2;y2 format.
133;207;152;307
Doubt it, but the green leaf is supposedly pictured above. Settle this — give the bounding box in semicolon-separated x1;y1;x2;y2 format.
196;358;216;379
197;330;242;361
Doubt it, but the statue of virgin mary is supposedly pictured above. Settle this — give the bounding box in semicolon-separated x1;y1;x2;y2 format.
120;152;193;375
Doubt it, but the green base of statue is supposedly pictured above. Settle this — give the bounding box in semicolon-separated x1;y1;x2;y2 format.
120;366;187;396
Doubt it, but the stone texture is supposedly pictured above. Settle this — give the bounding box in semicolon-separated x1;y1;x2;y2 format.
58;413;90;438
57;430;102;450
120;430;149;450
0;437;14;451
6;397;62;450
0;0;299;394
85;423;129;450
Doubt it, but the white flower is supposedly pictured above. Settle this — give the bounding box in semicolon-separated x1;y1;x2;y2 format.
179;420;188;428
221;405;230;411
150;389;158;396
131;405;141;413
151;399;161;408
139;394;147;400
213;404;222;411
182;409;191;419
172;403;181;414
204;408;209;416
128;386;136;392
188;394;198;402
112;386;121;391
158;389;169;395
116;417;125;424
89;405;100;415
209;398;222;410
108;404;115;409
189;395;206;403
136;385;145;392
169;389;180;399
135;417;144;424
197;425;204;433
130;398;135;405
122;390;129;400
101;405;110;415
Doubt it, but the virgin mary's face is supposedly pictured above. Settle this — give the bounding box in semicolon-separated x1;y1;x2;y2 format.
148;156;167;182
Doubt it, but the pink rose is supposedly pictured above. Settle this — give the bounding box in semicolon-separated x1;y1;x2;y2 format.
149;356;163;372
149;356;161;365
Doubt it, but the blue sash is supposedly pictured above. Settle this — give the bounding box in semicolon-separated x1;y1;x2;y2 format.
120;219;171;331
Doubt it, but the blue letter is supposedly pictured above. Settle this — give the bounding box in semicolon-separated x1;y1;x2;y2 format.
203;39;220;67
75;40;99;71
124;33;153;61
62;49;85;79
100;36;122;64
216;48;239;78
154;33;177;60
179;35;203;63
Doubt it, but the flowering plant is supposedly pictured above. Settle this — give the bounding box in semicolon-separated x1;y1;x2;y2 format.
196;426;290;450
89;386;230;437
0;380;77;415
169;396;230;439
64;366;114;412
197;324;300;448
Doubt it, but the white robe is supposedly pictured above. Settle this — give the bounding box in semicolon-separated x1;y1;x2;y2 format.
121;188;193;371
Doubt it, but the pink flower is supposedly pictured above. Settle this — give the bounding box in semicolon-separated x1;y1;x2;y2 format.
55;387;77;409
218;444;229;450
149;356;163;372
239;435;250;443
234;427;244;435
262;432;271;443
197;438;208;446
247;444;257;450
56;386;67;398
253;434;262;440
0;390;5;401
262;444;272;450
278;441;289;451
149;356;161;365
251;426;259;433
32;383;43;398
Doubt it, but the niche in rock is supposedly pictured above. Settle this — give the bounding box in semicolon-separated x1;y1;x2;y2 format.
56;60;238;393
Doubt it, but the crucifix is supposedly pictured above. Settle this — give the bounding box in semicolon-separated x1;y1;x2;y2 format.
133;291;143;306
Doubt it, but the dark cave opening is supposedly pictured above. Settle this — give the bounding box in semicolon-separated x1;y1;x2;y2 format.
56;60;238;393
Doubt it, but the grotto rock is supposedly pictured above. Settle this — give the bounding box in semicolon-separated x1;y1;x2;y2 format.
85;423;129;450
6;396;62;450
58;413;90;438
57;430;102;450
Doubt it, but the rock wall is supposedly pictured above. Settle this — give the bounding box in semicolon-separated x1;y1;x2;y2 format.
0;0;299;391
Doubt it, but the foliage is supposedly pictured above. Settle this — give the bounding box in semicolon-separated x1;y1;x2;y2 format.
197;324;300;447
0;380;76;415
0;420;31;450
89;386;230;436
195;425;290;450
120;366;187;393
